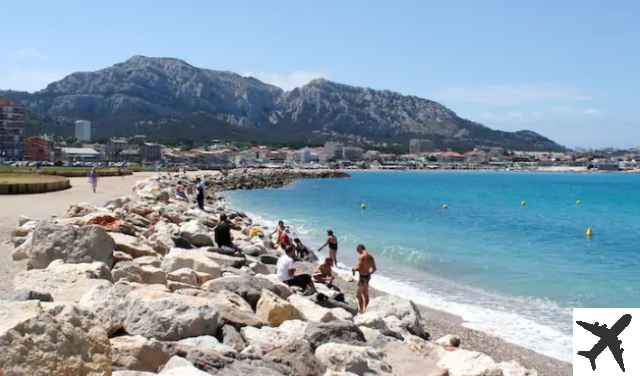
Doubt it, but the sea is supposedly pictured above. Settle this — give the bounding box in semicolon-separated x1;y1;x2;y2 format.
224;171;640;363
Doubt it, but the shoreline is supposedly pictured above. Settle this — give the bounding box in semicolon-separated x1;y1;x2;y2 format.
214;170;572;375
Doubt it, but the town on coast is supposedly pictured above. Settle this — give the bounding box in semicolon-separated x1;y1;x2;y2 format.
0;167;572;375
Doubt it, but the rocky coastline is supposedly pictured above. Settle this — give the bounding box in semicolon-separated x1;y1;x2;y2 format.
0;169;567;375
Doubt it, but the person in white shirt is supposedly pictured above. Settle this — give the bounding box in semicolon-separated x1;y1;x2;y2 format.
276;245;316;294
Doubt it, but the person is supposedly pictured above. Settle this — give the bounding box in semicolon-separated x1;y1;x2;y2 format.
175;181;188;201
89;167;99;193
294;238;310;260
214;214;243;256
318;229;339;267
351;244;377;314
276;245;316;295
196;177;206;210
276;229;292;252
270;221;286;241
313;257;335;285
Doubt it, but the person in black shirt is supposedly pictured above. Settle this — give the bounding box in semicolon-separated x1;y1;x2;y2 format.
214;214;242;256
294;238;310;260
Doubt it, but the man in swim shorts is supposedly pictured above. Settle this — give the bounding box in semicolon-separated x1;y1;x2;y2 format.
351;244;377;314
318;229;338;267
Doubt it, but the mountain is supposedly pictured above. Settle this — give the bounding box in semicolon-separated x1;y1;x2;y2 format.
0;56;564;151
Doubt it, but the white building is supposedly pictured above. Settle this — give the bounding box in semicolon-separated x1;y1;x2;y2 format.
342;146;364;161
323;142;343;161
75;120;92;142
294;148;312;163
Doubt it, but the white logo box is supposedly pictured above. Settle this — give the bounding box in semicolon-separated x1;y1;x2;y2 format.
574;308;639;375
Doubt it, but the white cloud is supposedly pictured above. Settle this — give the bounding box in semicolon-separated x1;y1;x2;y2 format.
436;84;591;106
508;111;523;118
584;109;603;115
11;48;49;61
531;111;544;116
0;66;67;92
244;70;333;91
547;106;572;113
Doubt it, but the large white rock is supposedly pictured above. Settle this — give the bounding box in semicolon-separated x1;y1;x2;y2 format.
315;343;392;376
0;301;112;375
383;341;448;376
111;335;175;372
110;232;159;258
354;312;390;332
256;289;303;326
288;294;351;322
162;249;222;279
403;334;445;363
243;243;268;256
14;261;113;302
149;221;179;255
241;319;308;353
141;265;168;285
105;196;132;209
209;290;266;327
180;220;214;247
11;220;38;237
28;223;115;269
79;282;134;335
437;349;503;376
175;335;237;357
167;268;199;287
123;289;219;341
366;295;425;338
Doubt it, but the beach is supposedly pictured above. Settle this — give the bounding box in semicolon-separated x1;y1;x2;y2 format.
0;169;573;375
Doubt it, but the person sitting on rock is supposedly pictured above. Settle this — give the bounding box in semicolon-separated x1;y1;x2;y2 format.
313;257;336;285
214;213;242;256
294;238;311;260
277;245;317;296
175;181;188;201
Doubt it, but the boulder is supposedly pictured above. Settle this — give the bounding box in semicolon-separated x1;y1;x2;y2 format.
113;371;157;376
180;220;213;247
437;349;505;376
205;251;247;268
110;232;159;258
359;326;394;349
215;361;287;376
28;224;115;269
79;282;135;334
384;341;448;376
256;289;303;326
305;320;366;349
208;290;265;328
262;339;326;376
105;196;132;209
161;249;222;279
206;275;291;309
1;289;53;302
315;343;392;376
403;334;445;363
175;335;237;357
133;255;163;268
498;361;537;376
113;261;145;283
366;295;426;338
14;261;113;302
260;254;279;265
167;281;198;292
123;289;219;341
288;294;352;322
110;335;175;372
0;302;111;375
167;268;199;287
243;244;268;256
241;320;308;353
141;265;168;285
222;324;246;352
124;201;155;217
114;250;134;263
172;236;194;249
254;273;294;300
148;221;178;255
18;214;34;226
248;261;270;275
183;348;236;373
11;235;32;261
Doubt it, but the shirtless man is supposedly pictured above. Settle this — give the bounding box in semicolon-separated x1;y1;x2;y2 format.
351;244;377;314
313;257;335;285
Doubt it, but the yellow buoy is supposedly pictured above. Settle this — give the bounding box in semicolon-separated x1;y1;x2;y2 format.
576;200;581;205
521;201;526;207
361;204;367;210
586;228;593;236
442;204;448;210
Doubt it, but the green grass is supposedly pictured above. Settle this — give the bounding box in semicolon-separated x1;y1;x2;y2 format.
0;173;67;184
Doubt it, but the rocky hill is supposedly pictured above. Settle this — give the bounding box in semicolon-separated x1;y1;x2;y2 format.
0;56;564;151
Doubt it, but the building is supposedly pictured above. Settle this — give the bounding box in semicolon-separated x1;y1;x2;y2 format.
140;142;162;162
323;142;344;161
105;138;128;161
75;120;92;142
58;147;100;161
0;99;26;161
409;139;434;154
24;137;55;161
364;150;381;161
342;146;364;161
294;148;312;163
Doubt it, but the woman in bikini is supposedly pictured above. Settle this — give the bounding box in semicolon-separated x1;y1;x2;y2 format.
318;229;339;267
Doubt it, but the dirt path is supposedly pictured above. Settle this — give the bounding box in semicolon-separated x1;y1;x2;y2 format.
0;172;157;294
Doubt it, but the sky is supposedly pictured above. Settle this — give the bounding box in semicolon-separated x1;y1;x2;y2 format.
0;0;638;148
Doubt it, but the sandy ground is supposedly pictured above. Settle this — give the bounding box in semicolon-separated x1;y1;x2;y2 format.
0;173;160;295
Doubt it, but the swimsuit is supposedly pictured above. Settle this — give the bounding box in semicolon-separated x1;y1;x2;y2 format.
358;274;371;287
329;241;338;251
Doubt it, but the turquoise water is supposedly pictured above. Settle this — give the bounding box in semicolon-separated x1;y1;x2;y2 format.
225;171;640;362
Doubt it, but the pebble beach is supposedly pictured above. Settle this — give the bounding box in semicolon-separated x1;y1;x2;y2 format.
0;169;571;375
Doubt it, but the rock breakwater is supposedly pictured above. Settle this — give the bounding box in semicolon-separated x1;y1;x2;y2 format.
0;170;539;375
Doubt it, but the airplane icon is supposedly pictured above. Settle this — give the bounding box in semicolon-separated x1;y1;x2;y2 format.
576;313;632;372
